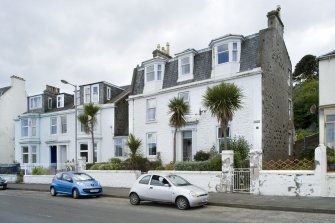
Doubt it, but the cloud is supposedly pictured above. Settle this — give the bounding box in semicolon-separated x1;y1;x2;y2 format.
0;0;334;94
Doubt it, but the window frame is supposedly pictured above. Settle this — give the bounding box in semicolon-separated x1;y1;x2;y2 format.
48;97;52;109
146;98;156;122
21;118;29;137
57;94;64;108
91;84;99;103
22;146;29;163
29;95;42;110
146;65;155;82
326;114;335;148
31;118;37;137
84;86;91;104
181;56;191;75
217;43;229;64
147;132;157;156
114;138;124;157
61;115;67;134
50;117;57;135
107;86;111;100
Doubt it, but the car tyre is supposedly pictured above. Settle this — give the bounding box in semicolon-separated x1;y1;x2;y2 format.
73;188;80;199
50;187;57;196
129;193;140;205
176;196;190;210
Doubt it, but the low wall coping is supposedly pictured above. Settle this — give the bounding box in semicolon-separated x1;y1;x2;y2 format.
148;171;222;174
260;170;315;174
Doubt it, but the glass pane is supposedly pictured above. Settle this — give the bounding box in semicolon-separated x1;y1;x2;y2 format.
147;99;156;108
232;51;237;62
217;44;228;52
327;115;335;122
327;123;335;148
181;57;190;65
183;131;192;139
157;71;162;80
147;65;154;72
157;64;161;71
31;146;36;153
32;154;37;163
233;42;237;50
182;64;190;75
218;51;229;64
149;143;157;155
23;147;28;153
147;108;156;121
146;72;155;81
23;154;28;163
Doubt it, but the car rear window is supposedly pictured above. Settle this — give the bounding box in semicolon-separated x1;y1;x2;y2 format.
139;175;151;184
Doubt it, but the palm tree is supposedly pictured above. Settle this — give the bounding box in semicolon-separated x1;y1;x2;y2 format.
78;102;100;164
202;82;243;151
168;97;190;163
126;133;142;169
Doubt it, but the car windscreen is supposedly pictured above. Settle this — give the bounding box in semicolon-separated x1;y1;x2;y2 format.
166;175;191;186
72;173;94;181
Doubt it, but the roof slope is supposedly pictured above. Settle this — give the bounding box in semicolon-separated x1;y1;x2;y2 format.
0;86;11;97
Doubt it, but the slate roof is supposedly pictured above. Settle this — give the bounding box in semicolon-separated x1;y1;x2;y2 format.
131;34;259;96
319;50;335;60
0;86;11;97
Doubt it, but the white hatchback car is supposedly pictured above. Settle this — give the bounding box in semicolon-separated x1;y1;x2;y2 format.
129;174;208;210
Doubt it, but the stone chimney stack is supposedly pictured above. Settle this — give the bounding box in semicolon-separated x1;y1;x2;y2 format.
44;85;60;95
10;75;25;88
267;5;284;37
152;42;172;59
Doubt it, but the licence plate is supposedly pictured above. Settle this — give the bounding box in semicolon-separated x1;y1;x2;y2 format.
90;189;99;193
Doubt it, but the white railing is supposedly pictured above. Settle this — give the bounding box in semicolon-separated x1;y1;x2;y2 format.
233;168;251;193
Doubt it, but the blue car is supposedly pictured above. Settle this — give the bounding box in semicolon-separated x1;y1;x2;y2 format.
50;172;102;199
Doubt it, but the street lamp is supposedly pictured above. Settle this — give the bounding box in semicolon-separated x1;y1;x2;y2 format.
61;79;78;171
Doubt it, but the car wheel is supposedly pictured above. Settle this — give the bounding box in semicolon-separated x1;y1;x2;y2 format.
73;188;80;199
50;187;57;196
129;193;140;205
176;196;190;210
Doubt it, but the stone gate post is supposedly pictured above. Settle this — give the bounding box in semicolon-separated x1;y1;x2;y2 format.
221;150;234;192
249;151;262;194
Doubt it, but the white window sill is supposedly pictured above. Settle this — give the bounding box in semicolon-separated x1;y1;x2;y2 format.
146;120;157;124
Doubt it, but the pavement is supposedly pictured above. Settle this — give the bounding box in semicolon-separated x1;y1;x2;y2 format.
7;183;335;214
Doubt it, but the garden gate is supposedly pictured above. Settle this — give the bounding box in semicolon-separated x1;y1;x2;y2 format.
232;168;251;193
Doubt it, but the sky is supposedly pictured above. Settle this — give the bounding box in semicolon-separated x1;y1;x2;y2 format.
0;0;334;95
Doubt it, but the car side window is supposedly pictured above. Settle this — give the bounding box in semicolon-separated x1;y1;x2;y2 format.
139;175;151;184
62;173;72;182
150;175;168;186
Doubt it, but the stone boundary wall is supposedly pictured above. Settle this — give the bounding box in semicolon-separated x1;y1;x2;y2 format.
84;170;141;188
24;175;54;184
148;170;222;192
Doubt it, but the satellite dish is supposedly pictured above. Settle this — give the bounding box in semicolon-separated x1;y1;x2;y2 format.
310;104;317;114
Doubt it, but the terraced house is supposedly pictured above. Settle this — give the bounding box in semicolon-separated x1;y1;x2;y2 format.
128;7;294;164
14;83;130;173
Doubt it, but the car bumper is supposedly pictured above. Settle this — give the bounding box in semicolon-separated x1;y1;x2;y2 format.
79;187;103;196
0;183;7;189
188;194;209;207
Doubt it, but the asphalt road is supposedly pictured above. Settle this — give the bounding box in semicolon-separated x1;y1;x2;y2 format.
1;190;335;223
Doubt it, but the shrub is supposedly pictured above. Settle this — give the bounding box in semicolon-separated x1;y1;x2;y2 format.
210;155;222;171
228;137;251;168
90;163;102;170
165;162;175;170
174;155;222;171
194;150;210;161
32;167;49;175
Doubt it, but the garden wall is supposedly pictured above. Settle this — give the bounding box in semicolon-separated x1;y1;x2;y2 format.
148;170;222;192
24;175;54;184
83;170;141;188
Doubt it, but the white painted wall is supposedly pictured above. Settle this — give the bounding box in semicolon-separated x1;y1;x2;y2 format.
0;76;27;163
84;170;141;188
129;70;262;164
148;170;222;192
0;174;18;183
24;175;54;184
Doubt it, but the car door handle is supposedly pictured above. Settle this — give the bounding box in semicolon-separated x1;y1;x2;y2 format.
149;187;153;189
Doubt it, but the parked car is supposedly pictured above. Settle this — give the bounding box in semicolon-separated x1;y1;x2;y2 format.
0;176;7;190
50;172;102;199
129;174;208;210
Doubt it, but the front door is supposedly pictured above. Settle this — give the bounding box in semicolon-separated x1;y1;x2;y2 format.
182;131;192;161
50;146;57;171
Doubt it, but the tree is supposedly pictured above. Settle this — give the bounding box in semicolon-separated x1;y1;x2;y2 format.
168;97;190;163
203;82;243;151
78;103;100;164
293;78;319;130
293;54;318;82
126;133;142;168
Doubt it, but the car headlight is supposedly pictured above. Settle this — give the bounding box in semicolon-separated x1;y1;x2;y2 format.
76;182;85;186
4;180;7;184
189;191;197;197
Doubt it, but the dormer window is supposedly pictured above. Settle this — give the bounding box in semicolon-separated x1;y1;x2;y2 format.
176;49;196;82
181;57;190;75
216;42;240;64
57;94;64;108
142;57;166;93
29;96;42;110
91;84;99;103
145;64;164;82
